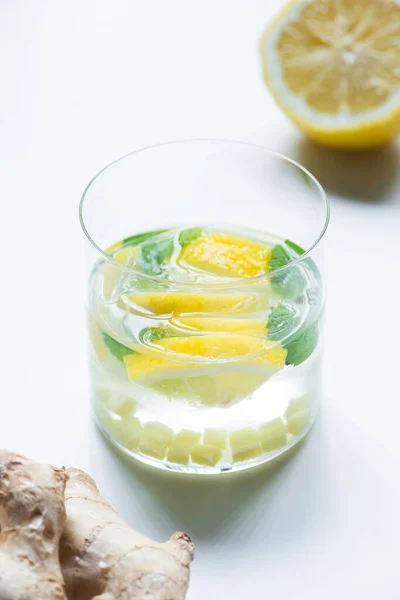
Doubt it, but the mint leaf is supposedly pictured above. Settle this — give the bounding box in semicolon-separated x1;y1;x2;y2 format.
179;227;202;246
108;229;173;276
267;304;296;341
122;228;168;247
285;322;318;366
268;240;320;364
306;288;321;306
149;328;167;342
270;244;305;299
267;305;318;366
270;244;292;271
285;239;306;255
102;332;135;361
286;238;321;284
140;237;174;276
140;327;168;343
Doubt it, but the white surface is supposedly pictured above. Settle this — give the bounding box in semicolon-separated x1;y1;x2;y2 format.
1;1;399;598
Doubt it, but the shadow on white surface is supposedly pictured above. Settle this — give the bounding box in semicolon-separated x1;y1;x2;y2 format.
88;407;400;599
91;422;323;543
288;138;400;203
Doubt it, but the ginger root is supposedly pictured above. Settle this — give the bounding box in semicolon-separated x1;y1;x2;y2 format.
0;453;194;600
0;451;67;600
60;468;194;600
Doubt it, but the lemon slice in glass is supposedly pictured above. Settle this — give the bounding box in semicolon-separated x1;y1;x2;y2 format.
101;245;137;301
173;317;266;335
120;291;269;316
179;232;271;278
124;334;286;406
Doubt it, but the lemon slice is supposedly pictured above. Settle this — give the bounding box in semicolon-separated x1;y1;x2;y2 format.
179;232;271;278
134;334;285;363
124;335;286;406
260;0;400;149
173;317;266;335
120;291;269;316
101;245;137;301
89;315;108;361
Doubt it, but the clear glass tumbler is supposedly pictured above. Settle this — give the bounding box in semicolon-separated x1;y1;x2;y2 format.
80;140;329;474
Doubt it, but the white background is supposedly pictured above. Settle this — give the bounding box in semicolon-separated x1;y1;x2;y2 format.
1;1;400;598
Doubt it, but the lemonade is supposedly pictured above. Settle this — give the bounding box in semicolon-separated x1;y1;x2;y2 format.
88;225;323;472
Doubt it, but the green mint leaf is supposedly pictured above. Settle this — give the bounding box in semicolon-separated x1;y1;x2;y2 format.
306;288;321;306
267;304;296;341
285;239;306;255
149;328;167;342
140;326;168;343
270;244;292;271
284;322;318;366
267;304;318;366
140;237;174;276
179;227;202;246
269;244;305;299
286;239;321;285
102;332;135;361
298;168;313;190
122;228;168;247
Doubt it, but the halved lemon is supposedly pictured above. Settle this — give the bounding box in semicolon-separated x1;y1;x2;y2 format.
260;0;400;149
124;334;286;406
179;232;271;278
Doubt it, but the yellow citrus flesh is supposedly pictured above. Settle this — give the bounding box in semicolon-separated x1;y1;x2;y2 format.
105;240;123;254
124;335;286;406
120;291;269;316
179;232;271;278
127;334;286;372
101;245;137;301
114;246;138;264
173;316;266;335
260;0;400;149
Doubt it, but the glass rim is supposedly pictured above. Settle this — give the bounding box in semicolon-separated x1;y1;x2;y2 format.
79;138;330;288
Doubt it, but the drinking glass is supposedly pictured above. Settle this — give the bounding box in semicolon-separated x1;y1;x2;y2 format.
80;140;329;474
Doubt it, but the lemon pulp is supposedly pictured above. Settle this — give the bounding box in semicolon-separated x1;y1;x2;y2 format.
260;0;400;148
124;335;286;406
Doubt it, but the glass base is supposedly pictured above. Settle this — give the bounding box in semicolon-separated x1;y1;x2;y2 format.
95;415;315;475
